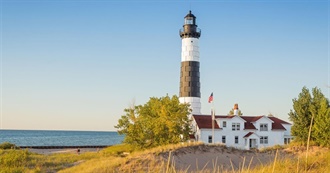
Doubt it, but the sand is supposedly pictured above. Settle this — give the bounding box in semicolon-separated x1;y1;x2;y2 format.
27;148;101;155
161;145;293;171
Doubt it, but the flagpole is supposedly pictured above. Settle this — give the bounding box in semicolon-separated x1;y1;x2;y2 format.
209;92;215;144
212;99;214;144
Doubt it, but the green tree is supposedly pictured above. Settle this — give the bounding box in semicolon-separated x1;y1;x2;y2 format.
311;89;330;147
289;87;330;146
115;95;191;149
289;87;312;142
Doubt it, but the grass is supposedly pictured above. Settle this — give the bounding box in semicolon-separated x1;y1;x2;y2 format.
1;142;329;173
60;142;203;173
0;148;98;173
247;148;330;173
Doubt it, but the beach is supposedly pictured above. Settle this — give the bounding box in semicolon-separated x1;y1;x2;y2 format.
27;148;101;155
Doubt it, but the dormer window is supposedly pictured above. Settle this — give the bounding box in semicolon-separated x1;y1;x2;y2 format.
232;123;240;131
260;124;268;131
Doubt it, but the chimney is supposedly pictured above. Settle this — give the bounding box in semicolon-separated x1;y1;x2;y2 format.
233;103;239;116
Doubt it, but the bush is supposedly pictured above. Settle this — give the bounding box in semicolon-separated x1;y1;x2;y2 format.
0;142;19;150
0;149;30;168
259;144;285;152
101;144;136;156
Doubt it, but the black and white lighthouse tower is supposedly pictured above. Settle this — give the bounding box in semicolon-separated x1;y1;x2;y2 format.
179;11;201;115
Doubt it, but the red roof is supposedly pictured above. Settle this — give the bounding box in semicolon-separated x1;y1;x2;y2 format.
193;115;291;131
243;132;254;138
240;116;263;130
244;122;257;130
268;117;291;125
193;115;220;129
268;117;291;130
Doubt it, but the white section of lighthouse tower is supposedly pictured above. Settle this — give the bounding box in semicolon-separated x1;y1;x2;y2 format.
181;38;200;62
179;11;201;115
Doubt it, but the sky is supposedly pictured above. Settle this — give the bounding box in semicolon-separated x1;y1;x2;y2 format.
0;0;329;131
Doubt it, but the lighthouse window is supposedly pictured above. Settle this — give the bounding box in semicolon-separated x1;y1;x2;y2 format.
185;18;193;24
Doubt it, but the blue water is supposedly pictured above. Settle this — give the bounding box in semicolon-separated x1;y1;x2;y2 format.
0;130;124;146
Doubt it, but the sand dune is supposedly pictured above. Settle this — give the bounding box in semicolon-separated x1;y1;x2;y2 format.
161;144;293;171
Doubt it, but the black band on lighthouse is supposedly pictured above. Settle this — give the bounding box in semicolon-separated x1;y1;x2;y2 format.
180;61;200;97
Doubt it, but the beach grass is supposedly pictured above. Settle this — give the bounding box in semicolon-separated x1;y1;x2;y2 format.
60;142;203;173
0;147;98;173
60;143;330;173
1;142;330;173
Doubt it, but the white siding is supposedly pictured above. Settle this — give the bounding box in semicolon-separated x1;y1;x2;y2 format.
194;116;292;150
283;124;292;136
258;131;284;148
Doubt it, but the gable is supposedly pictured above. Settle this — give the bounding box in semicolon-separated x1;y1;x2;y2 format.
243;132;259;138
255;116;274;123
230;115;247;123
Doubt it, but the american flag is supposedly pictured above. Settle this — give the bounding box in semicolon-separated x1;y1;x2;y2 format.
208;92;213;103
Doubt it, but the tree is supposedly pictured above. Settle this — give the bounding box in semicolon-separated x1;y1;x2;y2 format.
311;89;330;147
115;95;191;149
289;87;312;142
289;87;330;146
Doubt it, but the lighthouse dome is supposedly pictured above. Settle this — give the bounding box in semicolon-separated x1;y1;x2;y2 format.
185;10;196;18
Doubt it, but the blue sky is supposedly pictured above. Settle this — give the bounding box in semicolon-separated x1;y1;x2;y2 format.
1;0;329;131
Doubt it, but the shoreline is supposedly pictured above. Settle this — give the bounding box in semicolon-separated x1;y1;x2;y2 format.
19;145;110;149
26;148;103;155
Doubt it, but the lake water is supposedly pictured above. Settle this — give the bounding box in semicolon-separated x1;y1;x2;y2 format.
0;130;124;146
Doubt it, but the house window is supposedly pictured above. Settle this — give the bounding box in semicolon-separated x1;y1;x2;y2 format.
260;136;268;144
222;136;226;143
223;121;227;127
208;136;212;143
284;138;291;144
260;124;268;131
232;123;240;131
235;136;239;144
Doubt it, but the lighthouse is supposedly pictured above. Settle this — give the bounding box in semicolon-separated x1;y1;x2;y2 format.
179;11;201;115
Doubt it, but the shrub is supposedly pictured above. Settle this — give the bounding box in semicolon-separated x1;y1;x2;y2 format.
0;149;30;168
0;142;19;150
101;144;136;156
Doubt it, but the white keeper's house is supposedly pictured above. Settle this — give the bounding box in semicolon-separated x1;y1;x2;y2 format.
177;11;292;150
191;104;292;150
